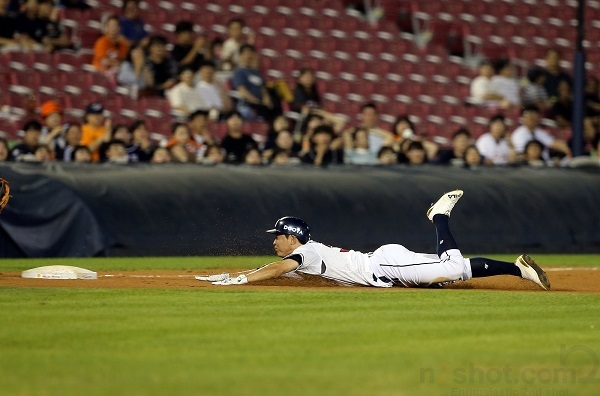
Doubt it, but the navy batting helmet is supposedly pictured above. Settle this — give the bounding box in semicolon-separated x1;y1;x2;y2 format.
266;216;310;244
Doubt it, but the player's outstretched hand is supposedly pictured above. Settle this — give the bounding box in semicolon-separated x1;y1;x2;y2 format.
195;273;230;282
212;275;248;286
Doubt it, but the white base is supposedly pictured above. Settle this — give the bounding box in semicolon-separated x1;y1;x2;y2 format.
21;265;97;280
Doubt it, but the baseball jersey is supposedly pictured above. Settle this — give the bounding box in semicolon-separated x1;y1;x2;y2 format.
284;241;390;287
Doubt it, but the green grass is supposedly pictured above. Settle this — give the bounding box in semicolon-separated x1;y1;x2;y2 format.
1;256;599;396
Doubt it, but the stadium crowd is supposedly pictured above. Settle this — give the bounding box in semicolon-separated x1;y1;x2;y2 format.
1;0;600;168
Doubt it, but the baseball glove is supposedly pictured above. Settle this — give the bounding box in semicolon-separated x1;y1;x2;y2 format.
0;178;10;213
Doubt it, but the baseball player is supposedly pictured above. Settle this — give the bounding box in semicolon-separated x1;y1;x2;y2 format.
197;190;550;290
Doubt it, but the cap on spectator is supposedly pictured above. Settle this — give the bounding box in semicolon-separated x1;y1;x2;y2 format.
40;101;62;118
85;102;104;114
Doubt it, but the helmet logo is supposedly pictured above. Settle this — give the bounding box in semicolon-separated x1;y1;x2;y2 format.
283;225;303;234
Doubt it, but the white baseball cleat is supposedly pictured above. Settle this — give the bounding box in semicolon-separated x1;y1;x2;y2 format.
515;254;551;290
426;189;464;221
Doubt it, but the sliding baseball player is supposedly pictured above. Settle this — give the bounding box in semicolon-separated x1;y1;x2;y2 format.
197;190;550;290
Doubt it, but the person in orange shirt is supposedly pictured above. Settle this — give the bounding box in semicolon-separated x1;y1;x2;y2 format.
92;15;129;72
81;102;111;163
166;122;205;163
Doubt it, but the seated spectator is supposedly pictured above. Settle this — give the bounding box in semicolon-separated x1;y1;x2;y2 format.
92;15;129;73
14;0;44;51
166;122;205;163
37;0;73;52
300;124;344;167
196;61;231;117
491;58;521;107
99;123;130;162
0;0;19;51
39;100;65;149
433;127;472;166
291;67;321;113
55;122;82;162
72;145;92;163
0;137;13;162
463;144;483;169
343;127;378;165
81;102;111;162
12;119;42;161
129;120;155;162
145;35;178;97
263;129;301;164
584;76;600;119
119;0;147;46
150;147;172;164
166;66;206;116
105;139;129;164
377;146;399;165
171;20;206;73
351;103;394;156
34;144;53;162
221;18;254;65
188;110;216;146
390;114;438;160
519;139;546;167
116;43;153;98
523;67;551;112
511;104;571;162
404;140;428;166
243;147;262;165
220;111;258;164
468;59;508;108
542;48;572;101
231;44;277;121
549;80;573;128
201;144;225;165
263;115;292;151
269;149;293;165
475;114;516;166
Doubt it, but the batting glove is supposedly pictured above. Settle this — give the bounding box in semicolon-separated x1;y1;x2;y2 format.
195;273;230;282
212;275;248;286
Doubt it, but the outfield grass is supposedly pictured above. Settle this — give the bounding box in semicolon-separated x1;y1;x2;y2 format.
1;256;599;396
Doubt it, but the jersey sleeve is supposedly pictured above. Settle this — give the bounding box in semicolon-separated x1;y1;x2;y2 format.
284;244;322;274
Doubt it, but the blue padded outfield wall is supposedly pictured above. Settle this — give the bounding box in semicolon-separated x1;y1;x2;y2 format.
1;162;599;257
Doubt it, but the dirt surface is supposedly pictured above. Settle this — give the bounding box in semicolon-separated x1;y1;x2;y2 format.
0;267;599;292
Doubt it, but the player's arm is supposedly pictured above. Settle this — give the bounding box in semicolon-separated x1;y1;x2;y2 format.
209;259;299;285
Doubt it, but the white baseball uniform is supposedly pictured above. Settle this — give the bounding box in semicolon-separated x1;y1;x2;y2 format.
285;241;472;288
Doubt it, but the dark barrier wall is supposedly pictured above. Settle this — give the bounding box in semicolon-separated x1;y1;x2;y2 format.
1;162;599;257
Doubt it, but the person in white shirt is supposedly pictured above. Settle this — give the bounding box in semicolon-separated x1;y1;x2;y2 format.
196;61;231;117
511;104;571;161
476;114;516;165
490;58;521;107
166;66;206;116
220;18;254;66
469;59;508;108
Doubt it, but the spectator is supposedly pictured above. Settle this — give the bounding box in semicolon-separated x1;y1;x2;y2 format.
476;114;516;166
269;148;293;165
463;144;483;169
13;0;44;51
145;35;178;97
150;146;172;164
201;144;225;165
468;59;508;108
37;0;73;52
166;122;204;163
206;37;224;70
231;44;278;121
542;48;572;101
434;127;472;166
549;80;573;128
119;0;147;46
243;147;263;165
584;76;600;119
166;66;206;116
343;127;378;165
300;124;344;167
196;61;230;116
291;67;321;113
490;58;521;107
263;115;292;151
92;15;129;73
404;140;428;165
348;103;394;156
0;0;19;51
0;137;13;162
221;18;254;65
377;146;399;165
117;43;152;97
72;145;92;163
520;139;546;167
188;110;216;146
523;67;551;112
171;20;206;73
55;122;82;162
129;120;155;162
34;144;53;162
511;104;571;161
81;102;111;163
263;129;301;164
105;139;129;164
12;119;42;161
39;100;64;149
390;114;438;160
99;123;130;161
220;111;258;164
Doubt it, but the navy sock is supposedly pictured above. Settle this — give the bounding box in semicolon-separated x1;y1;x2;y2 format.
433;214;458;256
470;257;521;278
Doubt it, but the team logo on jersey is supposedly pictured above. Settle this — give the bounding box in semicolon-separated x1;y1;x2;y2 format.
283;225;303;234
